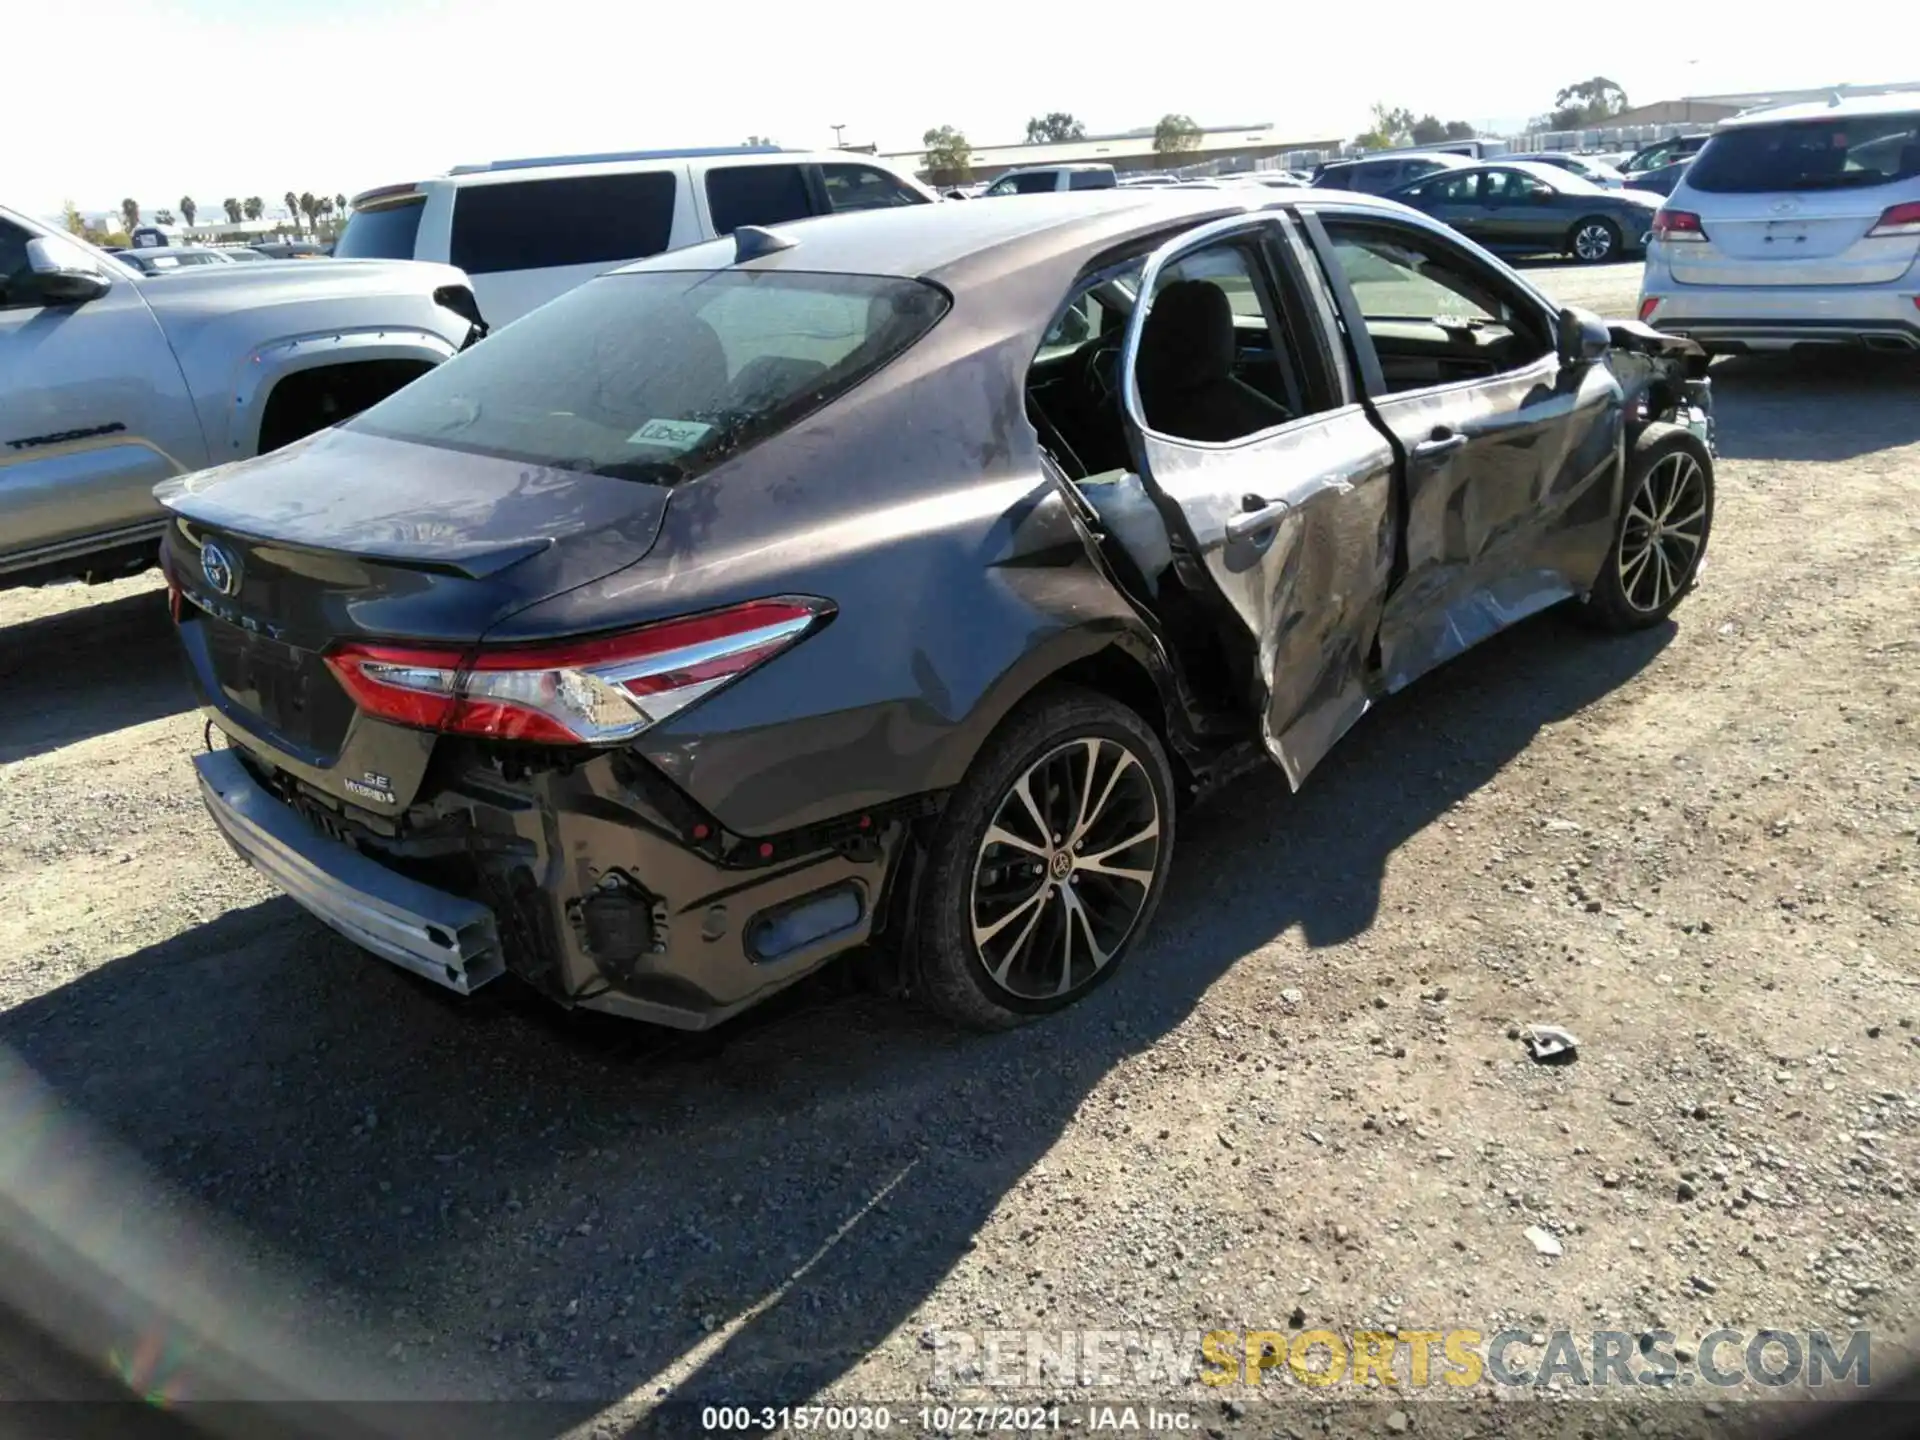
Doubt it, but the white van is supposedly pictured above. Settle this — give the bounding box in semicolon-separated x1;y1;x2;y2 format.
338;146;938;327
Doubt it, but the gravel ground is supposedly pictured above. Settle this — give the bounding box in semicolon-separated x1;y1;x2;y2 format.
1;263;1917;1435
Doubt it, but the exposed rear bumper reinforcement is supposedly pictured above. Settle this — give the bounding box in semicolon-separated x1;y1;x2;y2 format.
194;748;506;994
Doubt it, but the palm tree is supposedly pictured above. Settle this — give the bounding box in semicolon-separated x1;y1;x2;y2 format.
120;198;140;233
298;191;318;234
154;208;176;226
180;196;197;230
283;191;300;235
316;196;335;237
334;192;347;217
243;196;264;221
223;197;242;224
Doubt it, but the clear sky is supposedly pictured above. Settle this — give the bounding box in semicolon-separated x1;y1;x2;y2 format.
19;0;1913;219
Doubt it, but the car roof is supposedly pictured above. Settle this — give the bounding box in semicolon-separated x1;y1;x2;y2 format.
1721;91;1920;128
611;186;1423;287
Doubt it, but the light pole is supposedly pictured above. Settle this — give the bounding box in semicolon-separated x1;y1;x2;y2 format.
831;123;847;149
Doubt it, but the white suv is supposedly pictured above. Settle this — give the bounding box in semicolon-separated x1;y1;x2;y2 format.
338;146;937;327
1639;94;1920;353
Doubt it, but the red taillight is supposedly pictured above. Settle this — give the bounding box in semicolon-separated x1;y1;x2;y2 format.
325;598;830;746
1866;201;1920;237
1638;296;1662;323
1651;209;1707;242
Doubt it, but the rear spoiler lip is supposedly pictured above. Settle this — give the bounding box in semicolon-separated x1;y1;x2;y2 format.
347;182;424;209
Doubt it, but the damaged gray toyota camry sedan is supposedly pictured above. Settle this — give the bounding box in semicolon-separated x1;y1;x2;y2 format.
157;189;1717;1031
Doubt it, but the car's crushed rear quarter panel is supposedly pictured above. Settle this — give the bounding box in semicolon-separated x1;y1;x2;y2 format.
484;293;1156;841
387;281;1160;1021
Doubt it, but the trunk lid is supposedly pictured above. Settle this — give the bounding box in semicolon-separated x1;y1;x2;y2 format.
1669;185;1920;285
159;426;671;809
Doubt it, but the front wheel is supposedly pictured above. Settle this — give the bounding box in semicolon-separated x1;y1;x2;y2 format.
1579;423;1715;630
1569;217;1622;263
908;686;1176;1029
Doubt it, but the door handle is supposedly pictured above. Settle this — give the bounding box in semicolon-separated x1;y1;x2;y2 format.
1412;429;1468;462
1225;497;1291;542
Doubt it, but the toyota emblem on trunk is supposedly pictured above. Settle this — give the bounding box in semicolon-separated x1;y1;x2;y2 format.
200;541;240;597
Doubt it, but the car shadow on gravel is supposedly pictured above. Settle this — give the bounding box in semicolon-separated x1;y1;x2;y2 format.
0;608;1673;1431
1707;350;1920;463
0;588;192;763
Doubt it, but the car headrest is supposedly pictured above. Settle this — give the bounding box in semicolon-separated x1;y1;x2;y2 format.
1137;280;1236;394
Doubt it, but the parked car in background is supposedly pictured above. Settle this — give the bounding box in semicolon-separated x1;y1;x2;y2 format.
111;245;240;273
1640;94;1920;352
1620;160;1692;198
983;164;1118;196
1312;152;1473;195
161;189;1714;1034
1522;152;1627;188
337;145;938;327
1621;134;1711;181
248;240;330;260
0;203;485;590
1388;160;1665;262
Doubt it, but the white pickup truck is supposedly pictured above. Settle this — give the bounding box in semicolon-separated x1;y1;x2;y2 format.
0;204;487;589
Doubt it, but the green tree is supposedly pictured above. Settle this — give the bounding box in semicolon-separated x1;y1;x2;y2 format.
154;208;175;226
1153;113;1202;155
743;134;776;146
921;125;974;184
180;196;197;229
62;200;86;236
1024;112;1086;144
120;197;140;233
284;191;301;235
222;197;242;224
1535;77;1630;132
1354;103;1416;151
243;196;265;220
1443;120;1476;141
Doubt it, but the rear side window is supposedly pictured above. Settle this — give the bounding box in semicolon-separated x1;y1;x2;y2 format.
706;164;814;234
1068;170;1115;190
450;173;676;275
1010;172;1059;194
334;196;425;260
347;270;950;484
1316;167;1354;190
821;164;925;212
1688;113;1920;193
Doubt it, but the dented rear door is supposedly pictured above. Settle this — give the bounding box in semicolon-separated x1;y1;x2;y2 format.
1118;212;1398;788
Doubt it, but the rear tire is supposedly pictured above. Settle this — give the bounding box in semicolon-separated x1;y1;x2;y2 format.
1579;424;1714;630
1569;217;1622;264
908;686;1175;1030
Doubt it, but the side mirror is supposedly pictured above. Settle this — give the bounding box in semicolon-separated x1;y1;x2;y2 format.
25;238;112;305
1556;305;1611;366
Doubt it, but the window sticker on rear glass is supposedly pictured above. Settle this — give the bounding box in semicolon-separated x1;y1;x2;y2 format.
626;418;713;450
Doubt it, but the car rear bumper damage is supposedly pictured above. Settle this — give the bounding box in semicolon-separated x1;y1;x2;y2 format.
196;748;507;994
195;735;909;1030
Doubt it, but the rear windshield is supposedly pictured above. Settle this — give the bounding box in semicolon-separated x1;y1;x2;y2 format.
1687;113;1920;193
346;270;949;484
335;196;425;260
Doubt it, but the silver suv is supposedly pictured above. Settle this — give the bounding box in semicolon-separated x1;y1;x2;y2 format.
0;205;484;589
1640;94;1920;352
